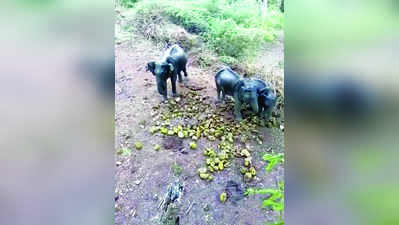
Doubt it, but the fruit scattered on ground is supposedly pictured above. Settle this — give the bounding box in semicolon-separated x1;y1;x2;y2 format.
135;142;143;150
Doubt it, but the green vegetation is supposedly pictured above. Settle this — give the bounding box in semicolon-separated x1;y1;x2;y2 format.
117;147;132;156
263;153;284;172
119;0;139;8
132;0;283;58
245;185;284;211
245;182;284;224
267;221;284;225
171;162;183;176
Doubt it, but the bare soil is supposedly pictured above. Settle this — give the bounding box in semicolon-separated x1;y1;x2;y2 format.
115;34;284;225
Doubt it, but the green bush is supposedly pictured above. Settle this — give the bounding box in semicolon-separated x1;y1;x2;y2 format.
131;0;283;59
206;18;267;58
245;181;284;225
164;6;209;34
120;0;139;8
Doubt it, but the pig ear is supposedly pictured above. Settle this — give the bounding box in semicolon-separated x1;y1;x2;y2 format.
168;63;174;72
146;61;155;74
258;87;268;95
234;79;245;93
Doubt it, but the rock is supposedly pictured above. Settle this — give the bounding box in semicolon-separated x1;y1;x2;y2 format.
203;204;210;212
160;181;184;225
225;180;244;205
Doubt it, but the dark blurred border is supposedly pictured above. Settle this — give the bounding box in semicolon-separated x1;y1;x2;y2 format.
0;1;115;225
285;1;399;225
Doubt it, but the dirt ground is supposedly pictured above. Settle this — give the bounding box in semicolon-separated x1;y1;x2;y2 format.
115;33;284;225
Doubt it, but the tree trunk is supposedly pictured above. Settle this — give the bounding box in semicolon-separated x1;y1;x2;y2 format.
258;0;267;15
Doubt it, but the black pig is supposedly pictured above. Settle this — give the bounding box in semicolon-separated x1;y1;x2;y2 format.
146;45;188;101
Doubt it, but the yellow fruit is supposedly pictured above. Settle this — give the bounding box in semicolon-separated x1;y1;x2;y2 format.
197;167;207;175
244;158;251;167
190;142;197;150
250;167;256;176
244;172;252;180
220;192;227;203
241;149;250;157
199;173;209;179
218;162;224;170
135;142;143;150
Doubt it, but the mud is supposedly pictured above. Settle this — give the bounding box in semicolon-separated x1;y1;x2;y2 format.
115;33;284;225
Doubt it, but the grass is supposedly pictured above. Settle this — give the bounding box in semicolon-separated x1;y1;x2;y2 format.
263;152;284;172
117;148;132;156
171;162;183;176
117;0;284;93
246;150;284;224
245;181;284;225
132;0;283;59
118;0;139;8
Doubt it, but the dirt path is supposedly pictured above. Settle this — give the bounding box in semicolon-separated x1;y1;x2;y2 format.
115;36;284;225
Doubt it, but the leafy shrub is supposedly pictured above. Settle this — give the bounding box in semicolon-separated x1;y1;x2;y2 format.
131;0;283;59
172;162;183;175
120;0;139;8
263;153;284;172
245;182;284;224
245;185;284;211
205;19;251;57
219;55;238;65
131;4;199;49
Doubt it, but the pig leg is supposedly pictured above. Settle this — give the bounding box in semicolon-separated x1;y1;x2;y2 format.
233;93;243;121
171;76;178;97
156;76;168;101
216;84;222;101
177;69;183;83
